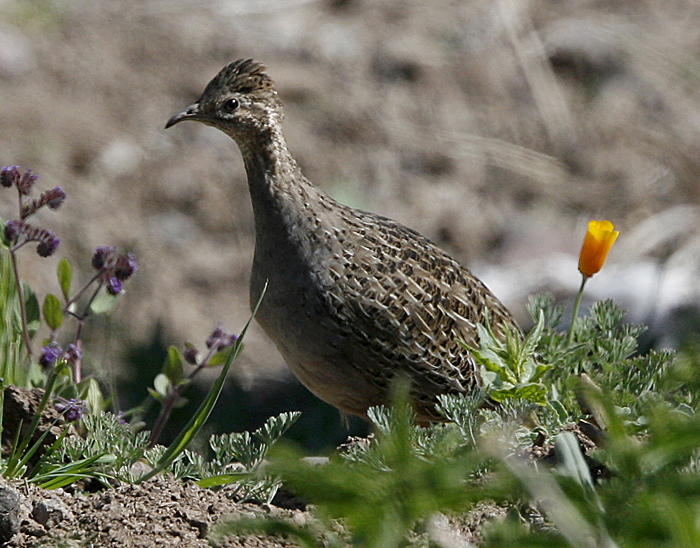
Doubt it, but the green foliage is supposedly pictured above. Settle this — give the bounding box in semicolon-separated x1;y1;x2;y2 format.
0;252;25;385
31;409;300;496
214;383;497;548
4;191;700;548
137;288;265;484
214;294;700;548
463;311;551;404
40;412;150;486
1;362;70;481
57;257;71;300
481;385;700;548
179;411;301;503
22;282;41;339
527;295;681;428
42;293;63;330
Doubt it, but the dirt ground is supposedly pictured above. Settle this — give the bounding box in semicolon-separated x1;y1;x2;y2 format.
1;475;301;548
1;0;700;545
0;474;511;547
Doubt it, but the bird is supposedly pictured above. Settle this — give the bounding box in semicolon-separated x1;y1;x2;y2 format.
166;59;519;424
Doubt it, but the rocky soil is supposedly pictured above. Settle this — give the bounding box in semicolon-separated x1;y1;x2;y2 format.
0;476;302;548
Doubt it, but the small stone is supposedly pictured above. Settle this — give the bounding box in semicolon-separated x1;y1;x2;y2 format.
0;485;21;543
31;498;74;528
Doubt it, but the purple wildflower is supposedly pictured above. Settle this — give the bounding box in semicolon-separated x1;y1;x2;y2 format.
206;327;225;349
56;399;87;422
114;252;138;281
1;166;19;188
106;276;123;295
39;343;63;368
91;246;116;271
4;220;21;244
36;233;60;257
16;169;37;195
64;343;83;365
21;187;68;218
183;344;199;365
206;326;237;349
45;187;66;209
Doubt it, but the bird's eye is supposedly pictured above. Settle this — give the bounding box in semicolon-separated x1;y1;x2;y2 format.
223;98;239;112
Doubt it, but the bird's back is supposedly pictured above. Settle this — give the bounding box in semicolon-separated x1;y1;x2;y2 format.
249;183;518;423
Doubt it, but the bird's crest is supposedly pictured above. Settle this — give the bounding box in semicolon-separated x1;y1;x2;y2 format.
200;59;275;101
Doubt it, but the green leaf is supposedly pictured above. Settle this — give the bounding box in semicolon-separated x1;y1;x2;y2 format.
548;399;569;423
531;363;553;382
22;283;41;337
57;258;72;300
77;378;104;414
42;293;63;330
208;346;235;367
513;383;548;405
163;346;184;385
521;310;545;358
147;387;164;403
4;362;66;478
196;471;252;488
255;411;301;446
34;454;117;490
90;293;118;314
554;432;595;492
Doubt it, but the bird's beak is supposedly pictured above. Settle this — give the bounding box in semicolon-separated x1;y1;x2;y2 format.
165;103;202;129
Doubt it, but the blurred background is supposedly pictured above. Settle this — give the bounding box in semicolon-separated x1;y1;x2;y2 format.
1;0;699;451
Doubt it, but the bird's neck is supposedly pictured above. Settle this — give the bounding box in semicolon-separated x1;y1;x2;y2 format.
237;127;324;241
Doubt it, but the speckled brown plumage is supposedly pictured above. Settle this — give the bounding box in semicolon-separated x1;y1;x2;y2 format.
166;59;519;423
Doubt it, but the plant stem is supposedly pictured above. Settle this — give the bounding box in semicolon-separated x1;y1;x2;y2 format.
10;250;33;359
149;390;177;447
147;340;225;447
69;282;103;384
567;275;589;346
63;272;102;313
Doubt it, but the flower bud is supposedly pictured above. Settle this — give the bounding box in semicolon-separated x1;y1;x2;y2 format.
4;220;21;244
183;344;199;365
65;343;83;364
56;398;87;422
92;246;116;271
36;233;60;257
45;187;66;209
115;252;138;281
106;276;123;295
206;326;225;349
16;169;37;195
39;343;63;368
578;220;619;278
1;166;19;188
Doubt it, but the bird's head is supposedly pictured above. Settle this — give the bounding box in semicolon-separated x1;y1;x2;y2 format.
165;59;283;143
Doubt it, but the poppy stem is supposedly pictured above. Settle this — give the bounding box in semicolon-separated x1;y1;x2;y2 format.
567;275;589;346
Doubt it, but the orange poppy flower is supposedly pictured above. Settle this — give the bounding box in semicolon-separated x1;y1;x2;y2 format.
578;220;619;278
